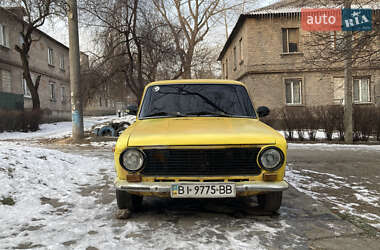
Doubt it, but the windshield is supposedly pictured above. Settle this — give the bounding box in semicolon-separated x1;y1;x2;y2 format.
139;84;256;119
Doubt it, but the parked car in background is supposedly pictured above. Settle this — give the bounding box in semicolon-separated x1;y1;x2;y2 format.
114;79;288;212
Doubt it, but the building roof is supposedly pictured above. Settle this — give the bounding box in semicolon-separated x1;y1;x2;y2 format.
0;6;69;51
250;0;380;15
218;0;380;61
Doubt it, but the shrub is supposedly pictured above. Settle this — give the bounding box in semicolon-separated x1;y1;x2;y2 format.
314;105;343;141
353;105;377;141
260;108;282;129
302;107;320;141
375;107;380;141
272;104;379;142
280;107;305;140
0;110;42;132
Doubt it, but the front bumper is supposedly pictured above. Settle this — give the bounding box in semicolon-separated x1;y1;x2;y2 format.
115;180;289;195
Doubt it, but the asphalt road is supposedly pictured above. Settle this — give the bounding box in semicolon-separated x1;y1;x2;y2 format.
44;142;380;249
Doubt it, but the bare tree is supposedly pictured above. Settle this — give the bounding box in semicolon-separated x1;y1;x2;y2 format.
152;0;224;79
81;0;182;101
303;0;380;143
3;0;63;111
152;0;259;79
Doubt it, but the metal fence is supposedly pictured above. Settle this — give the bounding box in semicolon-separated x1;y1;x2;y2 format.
0;92;24;111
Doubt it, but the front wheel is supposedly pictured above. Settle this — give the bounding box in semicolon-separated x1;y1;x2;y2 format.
116;189;143;211
257;191;282;212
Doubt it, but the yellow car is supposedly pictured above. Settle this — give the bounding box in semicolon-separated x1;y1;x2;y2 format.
114;79;288;212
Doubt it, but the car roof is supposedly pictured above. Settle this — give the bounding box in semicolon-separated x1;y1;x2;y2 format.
145;79;246;88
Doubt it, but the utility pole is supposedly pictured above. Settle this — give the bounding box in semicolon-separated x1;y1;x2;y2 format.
68;0;84;141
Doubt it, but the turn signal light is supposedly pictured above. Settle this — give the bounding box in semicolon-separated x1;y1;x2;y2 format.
263;173;277;182
127;174;142;182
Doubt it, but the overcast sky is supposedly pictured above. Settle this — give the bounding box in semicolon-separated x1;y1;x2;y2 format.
39;0;279;56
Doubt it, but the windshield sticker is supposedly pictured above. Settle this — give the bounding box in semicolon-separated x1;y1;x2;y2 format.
153;86;160;92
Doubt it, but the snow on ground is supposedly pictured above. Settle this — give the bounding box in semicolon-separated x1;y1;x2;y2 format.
285;165;380;230
0;142;288;249
0;115;119;140
278;130;330;140
288;143;380;151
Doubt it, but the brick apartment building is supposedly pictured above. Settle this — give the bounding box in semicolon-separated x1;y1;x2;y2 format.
218;0;380;110
0;7;114;120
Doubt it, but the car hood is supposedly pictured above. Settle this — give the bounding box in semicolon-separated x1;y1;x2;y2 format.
126;117;280;146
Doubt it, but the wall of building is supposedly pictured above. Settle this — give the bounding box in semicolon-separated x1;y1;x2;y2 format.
0;8;71;120
241;69;380;110
220;14;380;109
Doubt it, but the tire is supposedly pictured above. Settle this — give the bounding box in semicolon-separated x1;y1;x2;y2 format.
99;126;116;137
116;189;143;211
257;191;282;212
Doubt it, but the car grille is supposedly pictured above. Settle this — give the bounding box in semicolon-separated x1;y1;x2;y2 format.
141;148;261;176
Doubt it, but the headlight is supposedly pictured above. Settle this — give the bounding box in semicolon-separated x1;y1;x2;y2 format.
120;149;145;172
258;147;284;171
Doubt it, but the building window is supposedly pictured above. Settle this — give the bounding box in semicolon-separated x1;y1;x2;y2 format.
22;78;31;98
239;38;243;63
19;34;25;46
61;86;66;102
333;77;344;104
59;55;65;70
285;78;302;104
225;58;228;79
49;82;56;101
1;69;11;92
353;78;370;103
282;28;299;53
48;48;54;65
0;24;8;47
233;46;237;70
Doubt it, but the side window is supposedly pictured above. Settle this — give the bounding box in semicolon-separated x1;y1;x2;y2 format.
285;78;302;104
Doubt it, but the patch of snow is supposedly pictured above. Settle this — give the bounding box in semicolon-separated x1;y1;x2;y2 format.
288;143;380;151
286;166;380;228
0;142;281;249
370;223;380;230
90;141;116;148
0;115;118;140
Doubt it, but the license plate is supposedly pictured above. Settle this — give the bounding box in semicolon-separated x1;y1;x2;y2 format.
170;183;236;198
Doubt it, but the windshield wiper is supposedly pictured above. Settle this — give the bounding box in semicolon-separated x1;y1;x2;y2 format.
144;111;187;118
185;111;232;117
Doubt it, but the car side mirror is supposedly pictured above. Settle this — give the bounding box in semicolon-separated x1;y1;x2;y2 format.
257;106;270;118
127;105;138;116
